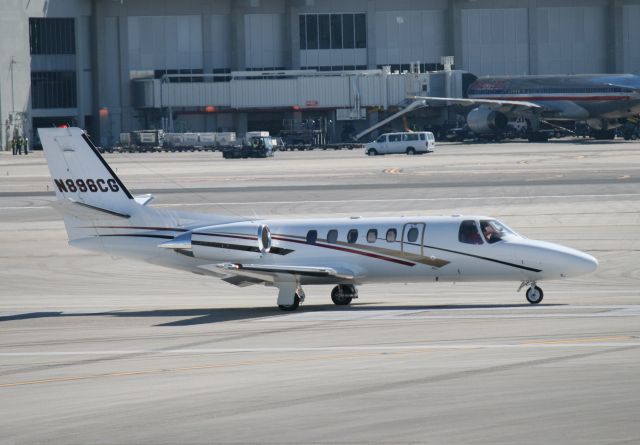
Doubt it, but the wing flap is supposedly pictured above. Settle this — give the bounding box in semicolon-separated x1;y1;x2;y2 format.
197;263;357;287
218;263;355;279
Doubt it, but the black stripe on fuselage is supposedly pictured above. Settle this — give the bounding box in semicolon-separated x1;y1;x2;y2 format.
192;240;293;255
95;234;293;255
422;244;542;273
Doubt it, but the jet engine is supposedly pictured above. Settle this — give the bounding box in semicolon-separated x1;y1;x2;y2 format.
160;221;276;261
257;224;272;254
586;118;622;130
466;107;508;134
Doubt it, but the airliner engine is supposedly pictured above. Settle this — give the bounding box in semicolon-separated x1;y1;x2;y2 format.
586;118;622;130
466;107;508;134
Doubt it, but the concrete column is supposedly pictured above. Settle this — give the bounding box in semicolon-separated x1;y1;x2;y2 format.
527;0;538;75
230;4;246;70
202;14;213;73
284;0;295;69
234;112;248;136
118;14;130;136
451;0;463;71
366;0;376;69
444;0;455;63
204;113;217;132
90;0;101;141
610;0;623;73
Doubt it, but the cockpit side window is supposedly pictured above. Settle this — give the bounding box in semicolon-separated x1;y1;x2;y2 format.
480;220;505;244
458;220;483;245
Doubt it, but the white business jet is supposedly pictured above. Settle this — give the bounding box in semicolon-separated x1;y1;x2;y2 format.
39;127;598;310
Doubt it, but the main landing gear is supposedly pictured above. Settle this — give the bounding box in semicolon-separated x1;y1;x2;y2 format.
331;284;358;306
277;284;359;311
278;286;305;311
519;281;544;304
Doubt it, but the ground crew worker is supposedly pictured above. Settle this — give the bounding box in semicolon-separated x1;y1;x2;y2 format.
11;138;16;155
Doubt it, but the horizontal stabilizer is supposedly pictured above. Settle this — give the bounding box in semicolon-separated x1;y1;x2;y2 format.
134;194;155;206
53;198;130;219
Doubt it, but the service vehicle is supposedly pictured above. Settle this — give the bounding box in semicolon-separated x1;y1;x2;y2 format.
222;131;274;159
365;131;435;156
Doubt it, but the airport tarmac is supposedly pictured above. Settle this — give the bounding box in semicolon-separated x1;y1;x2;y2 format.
1;140;639;444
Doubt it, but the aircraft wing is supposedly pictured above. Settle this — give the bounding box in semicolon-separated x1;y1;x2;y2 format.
410;95;544;114
198;263;356;287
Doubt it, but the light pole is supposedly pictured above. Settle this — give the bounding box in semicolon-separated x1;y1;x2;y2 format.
10;56;16;113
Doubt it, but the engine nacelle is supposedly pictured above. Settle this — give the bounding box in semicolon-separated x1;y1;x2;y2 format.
257;224;272;254
189;221;274;261
467;107;508;134
586;119;622;130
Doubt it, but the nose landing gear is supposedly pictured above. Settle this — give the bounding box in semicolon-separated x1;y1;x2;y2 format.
331;284;358;306
519;281;544;304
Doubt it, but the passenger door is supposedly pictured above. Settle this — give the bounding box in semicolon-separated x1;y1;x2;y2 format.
401;223;426;256
373;134;386;152
404;133;420;153
386;134;401;153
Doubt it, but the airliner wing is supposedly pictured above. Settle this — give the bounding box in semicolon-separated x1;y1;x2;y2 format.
410;95;544;113
200;263;356;287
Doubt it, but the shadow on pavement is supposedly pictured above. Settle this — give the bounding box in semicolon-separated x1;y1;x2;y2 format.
0;302;567;326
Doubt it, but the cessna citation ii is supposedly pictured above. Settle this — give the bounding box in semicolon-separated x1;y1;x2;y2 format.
415;73;640;140
39;127;598;311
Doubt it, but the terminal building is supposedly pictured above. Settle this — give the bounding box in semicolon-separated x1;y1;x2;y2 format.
2;0;640;149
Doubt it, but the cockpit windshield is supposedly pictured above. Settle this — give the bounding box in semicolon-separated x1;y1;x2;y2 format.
459;219;521;245
479;219;519;243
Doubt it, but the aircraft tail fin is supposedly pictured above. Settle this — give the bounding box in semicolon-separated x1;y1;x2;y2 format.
39;127;155;240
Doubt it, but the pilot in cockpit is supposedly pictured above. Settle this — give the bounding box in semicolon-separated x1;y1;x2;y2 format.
481;220;502;244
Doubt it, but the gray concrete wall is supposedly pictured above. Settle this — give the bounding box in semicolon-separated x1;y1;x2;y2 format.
4;0;640;147
0;0;33;150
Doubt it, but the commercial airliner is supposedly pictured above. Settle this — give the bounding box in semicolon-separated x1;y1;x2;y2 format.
39;127;598;310
416;73;640;139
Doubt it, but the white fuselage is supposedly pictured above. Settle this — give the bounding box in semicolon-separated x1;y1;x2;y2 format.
75;215;598;286
38;126;599;309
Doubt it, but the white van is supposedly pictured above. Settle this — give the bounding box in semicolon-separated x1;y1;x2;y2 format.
365;131;435;156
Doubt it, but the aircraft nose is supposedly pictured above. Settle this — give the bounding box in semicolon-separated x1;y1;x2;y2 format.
561;250;598;277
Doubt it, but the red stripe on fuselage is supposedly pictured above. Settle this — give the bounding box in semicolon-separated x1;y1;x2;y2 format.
272;235;415;267
470;95;632;102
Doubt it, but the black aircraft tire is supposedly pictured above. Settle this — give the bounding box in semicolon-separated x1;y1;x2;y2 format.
526;286;544;304
331;285;353;306
278;295;300;311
